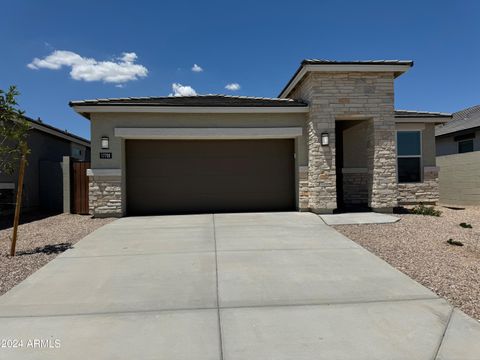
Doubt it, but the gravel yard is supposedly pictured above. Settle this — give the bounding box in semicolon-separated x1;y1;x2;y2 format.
0;213;113;295
333;206;480;320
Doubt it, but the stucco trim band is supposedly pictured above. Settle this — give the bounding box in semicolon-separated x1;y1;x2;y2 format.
0;183;15;190
114;127;303;140
86;169;121;177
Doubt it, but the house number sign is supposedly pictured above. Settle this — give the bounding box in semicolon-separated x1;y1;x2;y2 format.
100;152;112;159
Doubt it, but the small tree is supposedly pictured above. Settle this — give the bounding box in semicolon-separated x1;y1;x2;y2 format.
0;86;30;256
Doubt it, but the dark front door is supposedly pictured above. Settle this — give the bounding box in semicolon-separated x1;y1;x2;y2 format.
126;139;295;215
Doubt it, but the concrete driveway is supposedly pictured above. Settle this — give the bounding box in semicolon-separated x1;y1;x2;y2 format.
0;212;479;359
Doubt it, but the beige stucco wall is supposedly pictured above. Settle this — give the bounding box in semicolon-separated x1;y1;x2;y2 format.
342;121;368;168
436;129;480;156
437;152;480;205
422;123;437;167
89;112;308;215
90;112;308;169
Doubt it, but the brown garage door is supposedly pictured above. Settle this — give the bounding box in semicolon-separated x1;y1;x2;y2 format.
126;139;295;215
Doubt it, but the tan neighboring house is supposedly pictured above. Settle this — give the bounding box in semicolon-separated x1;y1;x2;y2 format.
70;59;451;217
436;105;480;205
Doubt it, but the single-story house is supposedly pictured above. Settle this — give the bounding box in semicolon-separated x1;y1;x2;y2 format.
0;116;90;214
70;59;451;217
436;105;480;155
436;105;480;205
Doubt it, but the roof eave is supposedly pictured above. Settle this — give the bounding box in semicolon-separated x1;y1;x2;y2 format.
25;117;90;146
70;104;309;115
436;125;480;137
395;116;451;124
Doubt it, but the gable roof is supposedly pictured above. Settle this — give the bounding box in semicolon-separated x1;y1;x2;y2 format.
436;105;480;136
70;95;308;107
25;116;90;146
279;59;414;98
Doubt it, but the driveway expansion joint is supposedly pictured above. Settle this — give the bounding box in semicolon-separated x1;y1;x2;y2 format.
432;305;454;360
212;213;225;360
0;296;442;320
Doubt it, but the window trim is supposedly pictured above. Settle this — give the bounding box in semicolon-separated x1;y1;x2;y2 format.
396;130;423;183
457;139;474;154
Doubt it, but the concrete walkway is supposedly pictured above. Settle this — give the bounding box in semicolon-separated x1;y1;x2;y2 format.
0;212;479;359
320;211;400;225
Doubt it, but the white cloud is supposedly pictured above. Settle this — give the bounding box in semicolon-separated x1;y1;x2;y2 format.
27;50;148;84
191;64;203;72
169;83;197;97
225;83;240;91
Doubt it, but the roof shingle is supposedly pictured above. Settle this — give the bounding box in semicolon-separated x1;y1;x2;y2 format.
436;105;480;136
69;95;308;107
394;110;452;118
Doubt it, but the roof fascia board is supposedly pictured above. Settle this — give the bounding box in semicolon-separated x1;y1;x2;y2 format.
279;64;411;98
395;117;450;124
73;105;309;114
436;125;480;137
28;121;90;147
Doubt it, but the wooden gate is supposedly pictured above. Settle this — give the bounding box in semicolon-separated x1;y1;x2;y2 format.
72;161;90;214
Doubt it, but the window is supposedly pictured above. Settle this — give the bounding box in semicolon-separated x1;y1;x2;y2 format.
71;147;82;159
397;131;422;183
458;139;474;153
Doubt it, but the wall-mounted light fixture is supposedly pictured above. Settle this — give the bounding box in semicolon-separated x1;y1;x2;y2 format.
101;136;109;149
321;132;329;146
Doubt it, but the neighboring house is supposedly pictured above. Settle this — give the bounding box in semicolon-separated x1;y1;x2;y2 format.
436;105;480;155
436;105;480;205
0;116;90;214
70;59;450;217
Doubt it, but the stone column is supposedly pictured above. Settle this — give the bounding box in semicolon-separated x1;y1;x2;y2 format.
307;116;337;213
88;175;123;217
367;118;398;212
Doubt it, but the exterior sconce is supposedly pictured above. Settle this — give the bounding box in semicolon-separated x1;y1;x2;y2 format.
101;136;109;149
321;132;329;146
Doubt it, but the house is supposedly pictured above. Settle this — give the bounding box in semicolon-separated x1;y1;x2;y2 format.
436;105;480;155
436;105;480;205
0;116;90;214
70;59;451;217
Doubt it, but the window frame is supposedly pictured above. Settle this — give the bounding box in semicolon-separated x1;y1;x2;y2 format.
396;130;423;183
457;139;474;154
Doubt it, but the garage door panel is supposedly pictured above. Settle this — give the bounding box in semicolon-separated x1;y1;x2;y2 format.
126;140;295;215
131;175;290;194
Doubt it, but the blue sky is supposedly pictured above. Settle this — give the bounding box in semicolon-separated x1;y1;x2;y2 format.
1;0;479;140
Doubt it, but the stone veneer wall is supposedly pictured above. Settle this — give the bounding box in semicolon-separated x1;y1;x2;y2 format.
397;167;439;204
342;171;369;206
89;176;123;217
298;166;309;211
289;72;398;213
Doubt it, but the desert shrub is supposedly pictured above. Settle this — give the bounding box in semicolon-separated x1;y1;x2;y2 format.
410;204;441;217
459;222;473;229
447;239;464;246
